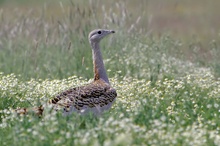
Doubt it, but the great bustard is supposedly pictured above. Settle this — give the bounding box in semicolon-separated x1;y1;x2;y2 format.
16;29;117;116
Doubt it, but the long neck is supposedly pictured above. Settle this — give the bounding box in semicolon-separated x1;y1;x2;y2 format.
91;42;110;84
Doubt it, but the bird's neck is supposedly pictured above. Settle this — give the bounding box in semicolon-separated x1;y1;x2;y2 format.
91;43;110;84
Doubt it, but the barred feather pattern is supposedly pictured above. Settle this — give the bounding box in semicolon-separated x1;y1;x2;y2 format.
49;80;117;115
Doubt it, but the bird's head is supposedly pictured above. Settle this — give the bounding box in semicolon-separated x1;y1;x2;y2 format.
89;29;115;44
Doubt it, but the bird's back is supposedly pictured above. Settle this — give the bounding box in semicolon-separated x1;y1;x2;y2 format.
50;80;117;115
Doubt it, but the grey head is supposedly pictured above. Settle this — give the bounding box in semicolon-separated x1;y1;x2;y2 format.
89;29;115;44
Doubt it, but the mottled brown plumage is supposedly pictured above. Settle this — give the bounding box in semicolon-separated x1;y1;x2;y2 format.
50;80;117;115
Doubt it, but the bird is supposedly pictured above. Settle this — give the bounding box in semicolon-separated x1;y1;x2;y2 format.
16;29;117;116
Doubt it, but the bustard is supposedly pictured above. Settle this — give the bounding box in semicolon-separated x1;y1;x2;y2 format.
16;29;117;116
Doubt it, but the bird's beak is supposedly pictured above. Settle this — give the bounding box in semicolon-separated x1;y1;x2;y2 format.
106;30;115;34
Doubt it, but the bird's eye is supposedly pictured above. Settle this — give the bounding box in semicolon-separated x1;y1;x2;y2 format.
97;31;102;34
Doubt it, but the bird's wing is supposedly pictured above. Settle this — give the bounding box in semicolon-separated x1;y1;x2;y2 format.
50;81;117;111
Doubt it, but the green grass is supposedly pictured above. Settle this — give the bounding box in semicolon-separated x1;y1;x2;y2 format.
0;0;220;146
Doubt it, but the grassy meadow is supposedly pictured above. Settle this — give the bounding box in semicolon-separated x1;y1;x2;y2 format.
0;0;220;145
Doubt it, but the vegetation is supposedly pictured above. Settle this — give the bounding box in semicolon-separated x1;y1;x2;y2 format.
0;0;220;145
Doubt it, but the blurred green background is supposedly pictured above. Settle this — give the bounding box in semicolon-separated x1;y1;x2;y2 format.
1;0;219;40
0;0;219;80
